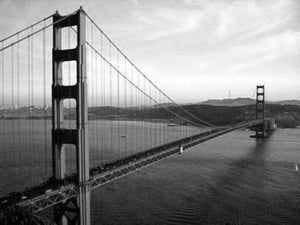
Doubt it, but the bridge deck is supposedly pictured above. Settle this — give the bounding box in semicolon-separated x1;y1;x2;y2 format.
0;119;265;213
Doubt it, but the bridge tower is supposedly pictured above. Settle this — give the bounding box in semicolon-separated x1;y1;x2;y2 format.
255;85;265;138
52;7;90;225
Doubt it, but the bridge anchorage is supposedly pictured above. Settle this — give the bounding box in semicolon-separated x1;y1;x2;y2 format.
0;7;276;225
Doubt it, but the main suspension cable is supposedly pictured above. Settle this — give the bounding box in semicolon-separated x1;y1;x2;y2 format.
0;15;53;43
0;9;79;52
83;12;215;127
85;42;203;128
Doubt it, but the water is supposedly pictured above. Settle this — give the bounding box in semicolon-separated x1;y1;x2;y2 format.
1;120;299;224
0;119;200;195
90;129;300;225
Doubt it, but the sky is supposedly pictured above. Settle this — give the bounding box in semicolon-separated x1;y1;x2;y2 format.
0;0;299;103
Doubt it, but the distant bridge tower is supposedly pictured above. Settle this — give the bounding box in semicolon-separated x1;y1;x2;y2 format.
255;85;265;138
52;7;90;225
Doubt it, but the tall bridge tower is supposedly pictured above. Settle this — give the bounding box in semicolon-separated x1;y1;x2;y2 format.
52;8;90;224
255;85;265;138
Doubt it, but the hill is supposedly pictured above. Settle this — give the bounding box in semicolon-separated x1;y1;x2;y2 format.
199;98;300;107
1;103;300;128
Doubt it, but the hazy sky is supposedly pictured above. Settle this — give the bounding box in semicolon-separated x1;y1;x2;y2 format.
0;0;299;103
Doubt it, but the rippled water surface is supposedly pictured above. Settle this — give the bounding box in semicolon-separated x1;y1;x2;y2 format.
0;120;199;195
91;129;300;225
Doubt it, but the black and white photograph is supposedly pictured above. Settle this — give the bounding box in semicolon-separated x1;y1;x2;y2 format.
0;0;299;224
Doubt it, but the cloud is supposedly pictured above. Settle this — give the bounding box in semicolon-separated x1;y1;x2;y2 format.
230;30;300;73
0;0;299;102
215;0;293;41
133;7;203;41
128;0;139;6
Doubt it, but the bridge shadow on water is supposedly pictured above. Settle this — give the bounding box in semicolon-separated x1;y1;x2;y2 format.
167;132;297;225
166;131;300;225
202;137;271;225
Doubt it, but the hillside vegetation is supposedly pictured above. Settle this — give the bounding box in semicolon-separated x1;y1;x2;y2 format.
1;104;299;128
88;104;300;128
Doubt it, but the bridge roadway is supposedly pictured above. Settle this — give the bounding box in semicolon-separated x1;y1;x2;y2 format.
0;119;267;213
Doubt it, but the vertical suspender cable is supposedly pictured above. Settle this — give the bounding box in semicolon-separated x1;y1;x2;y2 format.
97;29;101;167
124;57;127;157
161;93;163;145
154;87;157;147
184;107;186;139
134;67;137;154
1;42;5;171
130;64;134;155
100;32;104;165
143;74;146;149
149;82;151;148
109;41;113;160
17;34;21;184
91;23;95;161
11;45;15;186
164;96;166;143
43;21;48;179
182;108;185;139
31;26;36;184
102;35;106;164
137;68;140;152
95;39;99;167
117;51;120;160
158;91;161;145
161;93;164;145
27;36;31;186
137;70;140;152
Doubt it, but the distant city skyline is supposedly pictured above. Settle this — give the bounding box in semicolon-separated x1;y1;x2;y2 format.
0;0;299;103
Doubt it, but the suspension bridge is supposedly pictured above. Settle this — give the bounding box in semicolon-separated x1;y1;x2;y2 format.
0;7;276;225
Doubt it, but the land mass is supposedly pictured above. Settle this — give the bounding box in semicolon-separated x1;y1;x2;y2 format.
1;101;300;128
199;98;300;107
